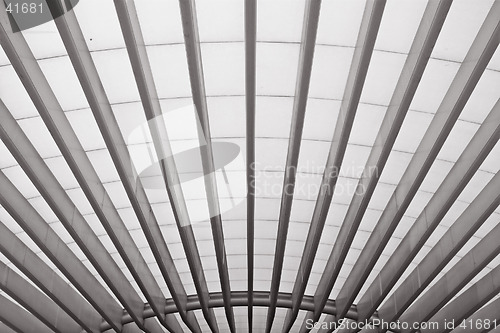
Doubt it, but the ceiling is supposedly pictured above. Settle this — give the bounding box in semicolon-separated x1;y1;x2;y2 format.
0;0;499;332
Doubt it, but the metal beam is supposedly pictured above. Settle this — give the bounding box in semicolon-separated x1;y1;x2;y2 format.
0;223;101;333
0;294;53;333
50;1;194;331
448;297;500;333
245;0;257;331
0;260;82;333
264;1;322;332
100;290;374;330
373;100;500;329
177;0;234;331
113;0;215;332
0;322;17;333
0;5;153;331
355;1;500;324
419;264;500;333
0;166;122;331
332;0;452;326
290;1;386;332
395;205;500;332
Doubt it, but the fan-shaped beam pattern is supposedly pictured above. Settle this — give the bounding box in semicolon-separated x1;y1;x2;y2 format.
0;294;53;333
0;105;123;331
332;0;452;324
356;1;500;324
0;223;101;333
0;261;82;333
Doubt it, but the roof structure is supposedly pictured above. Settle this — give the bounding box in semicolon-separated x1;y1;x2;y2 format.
0;0;499;332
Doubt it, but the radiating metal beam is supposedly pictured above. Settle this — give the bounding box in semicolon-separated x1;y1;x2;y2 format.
372;101;500;329
289;1;386;332
0;261;82;333
245;0;257;331
395;208;500;332
177;0;235;331
0;322;17;333
262;1;323;332
49;1;195;332
448;297;500;333
0;294;53;333
419;264;500;333
0;161;122;330
355;1;500;325
331;0;452;326
0;223;101;333
113;0;217;331
0;5;155;332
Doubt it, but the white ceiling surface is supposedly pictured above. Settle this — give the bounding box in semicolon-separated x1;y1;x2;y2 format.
0;0;500;332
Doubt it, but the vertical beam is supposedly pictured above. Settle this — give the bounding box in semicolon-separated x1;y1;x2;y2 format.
50;1;196;331
294;1;387;332
0;294;53;333
0;261;82;333
245;0;257;331
0;5;157;332
332;0;452;324
0;222;101;333
113;0;216;331
178;0;234;331
374;100;500;328
264;1;323;332
356;1;500;324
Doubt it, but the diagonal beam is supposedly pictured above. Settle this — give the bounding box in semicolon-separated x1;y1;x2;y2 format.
263;1;323;332
448;297;500;333
419;263;500;333
0;6;159;332
245;0;257;331
355;1;500;325
292;1;387;332
49;1;196;332
0;222;101;333
374;100;500;329
177;0;235;331
0;260;82;333
397;212;500;333
0;322;17;333
0;294;53;333
113;0;216;331
0;125;123;331
332;0;453;325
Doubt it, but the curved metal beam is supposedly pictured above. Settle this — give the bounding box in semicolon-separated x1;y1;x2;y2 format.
100;290;380;331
